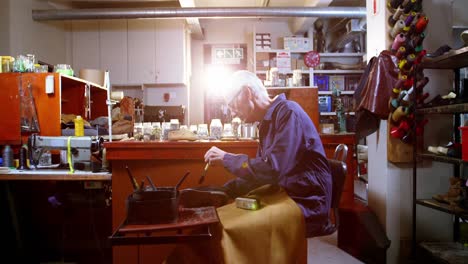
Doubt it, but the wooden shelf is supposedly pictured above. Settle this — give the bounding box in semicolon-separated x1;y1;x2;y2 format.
61;74;107;91
318;91;355;95
320;52;366;57
255;49;365;58
256;70;309;74
419;242;468;264
266;86;315;89
320;112;355;116
420;46;468;69
416;103;468;114
417;152;468;165
313;69;364;74
420;242;468;264
416;199;468;218
255;49;311;53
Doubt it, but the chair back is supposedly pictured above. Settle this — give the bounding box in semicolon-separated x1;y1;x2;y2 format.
321;158;347;235
334;144;348;162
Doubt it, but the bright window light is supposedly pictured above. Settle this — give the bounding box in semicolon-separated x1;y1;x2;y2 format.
204;65;232;98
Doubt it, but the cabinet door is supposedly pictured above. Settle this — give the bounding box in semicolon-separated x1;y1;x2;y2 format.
99;20;128;85
155;20;186;84
128;19;156;84
71;21;100;72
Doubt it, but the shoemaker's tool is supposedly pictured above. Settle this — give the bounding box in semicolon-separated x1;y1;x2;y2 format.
125;166;140;191
198;162;209;184
146;175;157;191
176;171;190;191
139;180;145;192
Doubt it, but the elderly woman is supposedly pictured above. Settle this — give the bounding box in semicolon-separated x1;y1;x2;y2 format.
204;70;332;237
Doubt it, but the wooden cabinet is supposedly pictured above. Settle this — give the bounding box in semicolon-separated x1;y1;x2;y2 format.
127;19;156;84
155;20;186;85
71;19;187;86
0;73;108;145
71;21;100;72
266;87;319;127
99;20;128;85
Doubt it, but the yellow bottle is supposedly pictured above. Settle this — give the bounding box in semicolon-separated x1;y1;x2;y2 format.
74;115;84;136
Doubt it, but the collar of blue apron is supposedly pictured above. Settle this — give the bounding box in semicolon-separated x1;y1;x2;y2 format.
263;93;286;121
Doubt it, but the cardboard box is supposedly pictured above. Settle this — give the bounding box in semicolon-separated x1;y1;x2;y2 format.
291;58;298;69
320;124;335;134
283;37;312;50
296;59;307;70
276;51;291;73
283;37;298;50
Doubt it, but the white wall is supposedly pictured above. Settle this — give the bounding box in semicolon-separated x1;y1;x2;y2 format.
0;0;10;55
8;0;67;65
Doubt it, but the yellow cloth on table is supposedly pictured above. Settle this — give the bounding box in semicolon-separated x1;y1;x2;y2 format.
164;185;306;264
218;185;306;264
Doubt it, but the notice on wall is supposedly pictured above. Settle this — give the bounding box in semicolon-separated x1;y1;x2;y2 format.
276;51;291;74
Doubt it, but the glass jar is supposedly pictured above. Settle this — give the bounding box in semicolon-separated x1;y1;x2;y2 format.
161;122;171;140
189;125;198;134
197;124;209;139
223;123;233;137
54;64;74;76
210;119;223;139
293;69;303;86
231;117;241;139
143;122;152;141
151;122;161;141
170;119;180;130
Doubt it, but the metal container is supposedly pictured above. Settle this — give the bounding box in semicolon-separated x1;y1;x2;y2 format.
126;187;179;224
241;123;258;139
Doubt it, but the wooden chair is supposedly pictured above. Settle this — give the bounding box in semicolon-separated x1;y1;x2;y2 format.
322;158;348;235
299;156;348;263
333;143;348;163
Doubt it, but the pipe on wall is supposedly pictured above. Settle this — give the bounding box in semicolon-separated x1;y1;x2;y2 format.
32;7;366;21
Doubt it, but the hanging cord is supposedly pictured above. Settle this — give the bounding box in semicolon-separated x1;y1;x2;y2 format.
67;137;74;173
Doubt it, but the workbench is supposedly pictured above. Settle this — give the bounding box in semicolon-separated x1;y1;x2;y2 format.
105;140;258;264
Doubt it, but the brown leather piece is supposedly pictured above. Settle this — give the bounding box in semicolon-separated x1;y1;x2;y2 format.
356;50;399;119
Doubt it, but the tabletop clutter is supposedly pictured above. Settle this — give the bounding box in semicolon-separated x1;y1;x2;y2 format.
131;117;258;141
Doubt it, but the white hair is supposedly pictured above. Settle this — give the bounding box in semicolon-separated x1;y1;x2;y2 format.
224;70;269;103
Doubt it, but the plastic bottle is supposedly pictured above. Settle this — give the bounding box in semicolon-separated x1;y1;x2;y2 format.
74;115;84;136
2;145;14;168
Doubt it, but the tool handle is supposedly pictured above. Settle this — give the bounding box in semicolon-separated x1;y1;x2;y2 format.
125;166;140;191
198;162;209;184
176;171;190;190
146;175;157;190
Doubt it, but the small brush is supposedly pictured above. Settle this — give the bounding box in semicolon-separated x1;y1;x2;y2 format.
198;162;209;184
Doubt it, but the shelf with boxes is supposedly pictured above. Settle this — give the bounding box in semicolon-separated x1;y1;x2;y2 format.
253;30;314;88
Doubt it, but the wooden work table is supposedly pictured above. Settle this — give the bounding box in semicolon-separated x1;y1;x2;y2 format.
104;140;258;264
105;136;356;264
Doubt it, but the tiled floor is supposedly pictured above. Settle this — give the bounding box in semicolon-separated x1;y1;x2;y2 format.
308;232;363;264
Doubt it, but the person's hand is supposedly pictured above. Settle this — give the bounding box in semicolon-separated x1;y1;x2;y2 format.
204;146;227;166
